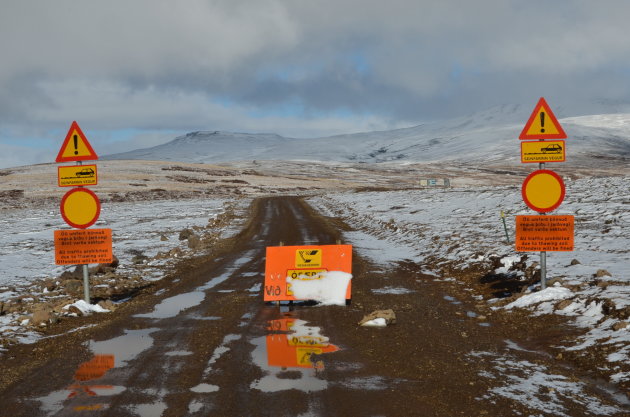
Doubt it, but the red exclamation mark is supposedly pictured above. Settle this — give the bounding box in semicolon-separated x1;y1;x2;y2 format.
540;112;545;133
73;135;78;155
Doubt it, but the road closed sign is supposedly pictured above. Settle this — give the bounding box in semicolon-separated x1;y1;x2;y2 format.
54;228;113;265
264;245;352;302
515;215;574;252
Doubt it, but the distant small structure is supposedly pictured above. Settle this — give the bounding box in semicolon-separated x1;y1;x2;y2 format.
419;178;450;187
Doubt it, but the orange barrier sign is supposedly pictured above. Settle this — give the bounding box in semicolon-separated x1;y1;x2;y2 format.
515;215;574;252
264;245;352;302
54;228;113;265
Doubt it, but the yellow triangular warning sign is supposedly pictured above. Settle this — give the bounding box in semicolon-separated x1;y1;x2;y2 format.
519;97;567;140
56;121;98;162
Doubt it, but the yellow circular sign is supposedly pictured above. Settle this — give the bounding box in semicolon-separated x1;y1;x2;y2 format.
60;188;101;228
522;170;565;213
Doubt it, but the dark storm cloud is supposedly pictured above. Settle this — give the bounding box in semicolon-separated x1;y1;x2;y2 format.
2;0;630;138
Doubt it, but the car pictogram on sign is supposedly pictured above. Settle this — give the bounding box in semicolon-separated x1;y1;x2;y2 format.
76;168;95;177
541;143;562;154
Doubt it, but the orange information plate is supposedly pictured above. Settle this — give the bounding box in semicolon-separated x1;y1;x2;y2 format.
264;245;352;302
515;215;574;252
54;228;113;265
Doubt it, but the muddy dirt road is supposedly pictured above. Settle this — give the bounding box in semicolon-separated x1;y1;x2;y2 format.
0;197;627;416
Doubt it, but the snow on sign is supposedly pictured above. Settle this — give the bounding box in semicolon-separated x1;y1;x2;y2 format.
515;215;574;252
521;169;565;213
54;228;113;265
519;97;567;140
56;121;98;162
264;245;352;302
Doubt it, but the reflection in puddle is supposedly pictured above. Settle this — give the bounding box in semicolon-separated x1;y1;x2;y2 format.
90;328;158;365
135;291;205;319
250;317;339;393
36;355;125;415
36;328;158;415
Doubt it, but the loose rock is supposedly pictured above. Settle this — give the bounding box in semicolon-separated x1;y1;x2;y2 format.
179;228;194;240
594;269;612;278
555;299;573;311
359;309;397;327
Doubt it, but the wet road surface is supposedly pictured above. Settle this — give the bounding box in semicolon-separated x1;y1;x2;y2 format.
0;197;627;416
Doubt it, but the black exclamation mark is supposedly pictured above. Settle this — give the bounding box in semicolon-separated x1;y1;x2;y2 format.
73;135;78;155
540;112;545;133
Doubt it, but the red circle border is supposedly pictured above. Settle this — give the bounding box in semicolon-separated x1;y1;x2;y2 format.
60;187;101;229
521;169;566;213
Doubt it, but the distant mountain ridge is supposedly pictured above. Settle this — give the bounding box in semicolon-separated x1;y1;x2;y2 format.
104;108;630;166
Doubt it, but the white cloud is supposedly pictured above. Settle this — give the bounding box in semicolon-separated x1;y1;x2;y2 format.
2;0;630;168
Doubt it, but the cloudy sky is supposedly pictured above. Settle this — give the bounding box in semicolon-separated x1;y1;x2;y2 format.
2;0;630;168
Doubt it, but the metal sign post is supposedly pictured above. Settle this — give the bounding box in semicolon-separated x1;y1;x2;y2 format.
516;98;573;290
539;161;546;289
54;121;111;305
83;264;90;303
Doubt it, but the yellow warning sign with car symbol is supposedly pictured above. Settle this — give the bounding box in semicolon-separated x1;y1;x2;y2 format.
521;140;565;163
58;164;98;187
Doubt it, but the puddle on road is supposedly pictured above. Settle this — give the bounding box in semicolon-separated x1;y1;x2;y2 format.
127;401;167;417
135;291;205;319
191;383;219;393
371;286;414;295
165;350;193;357
35;328;159;415
443;295;462;305
202;333;243;378
250;316;339;393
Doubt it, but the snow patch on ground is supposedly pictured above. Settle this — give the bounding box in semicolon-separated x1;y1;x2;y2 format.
307;176;630;385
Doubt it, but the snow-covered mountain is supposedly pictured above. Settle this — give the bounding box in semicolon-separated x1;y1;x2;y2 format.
104;107;630;166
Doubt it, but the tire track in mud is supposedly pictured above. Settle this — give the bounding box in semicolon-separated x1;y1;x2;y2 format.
0;196;627;416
